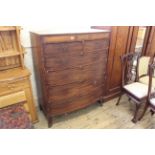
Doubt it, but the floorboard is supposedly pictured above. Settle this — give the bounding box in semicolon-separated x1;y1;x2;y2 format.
34;95;155;129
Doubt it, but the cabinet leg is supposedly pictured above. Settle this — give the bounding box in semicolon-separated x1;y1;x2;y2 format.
150;109;155;116
39;104;43;111
48;117;53;128
98;98;104;107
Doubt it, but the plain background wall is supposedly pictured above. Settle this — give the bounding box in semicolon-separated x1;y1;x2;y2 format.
20;26;38;105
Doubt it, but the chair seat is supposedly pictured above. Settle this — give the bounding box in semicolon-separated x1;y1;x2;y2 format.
139;76;155;87
123;82;149;99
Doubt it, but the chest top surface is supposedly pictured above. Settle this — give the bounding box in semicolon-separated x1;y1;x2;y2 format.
31;28;110;35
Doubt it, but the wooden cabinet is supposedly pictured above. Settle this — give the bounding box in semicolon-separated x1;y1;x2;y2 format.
31;30;110;127
0;26;38;123
91;26;154;100
144;27;155;56
0;68;38;122
104;26;133;100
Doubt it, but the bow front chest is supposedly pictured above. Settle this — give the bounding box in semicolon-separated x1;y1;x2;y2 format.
31;29;110;127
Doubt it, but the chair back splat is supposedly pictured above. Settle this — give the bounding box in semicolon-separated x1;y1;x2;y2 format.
121;53;140;87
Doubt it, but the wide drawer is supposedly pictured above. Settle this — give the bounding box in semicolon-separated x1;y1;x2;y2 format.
45;62;106;86
0;78;29;95
42;33;110;43
44;49;107;71
44;39;108;55
47;79;104;104
47;86;104;116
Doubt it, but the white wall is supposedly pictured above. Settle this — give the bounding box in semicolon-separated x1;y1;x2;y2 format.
20;26;38;106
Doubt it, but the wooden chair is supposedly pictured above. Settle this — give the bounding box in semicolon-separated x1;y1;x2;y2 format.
138;62;155;120
116;53;150;123
137;56;155;87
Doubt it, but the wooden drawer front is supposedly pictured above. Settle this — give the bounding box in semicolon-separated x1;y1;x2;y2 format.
47;79;104;104
42;33;110;43
44;49;107;71
48;85;104;116
0;78;29;95
84;39;109;51
0;91;26;108
45;62;106;86
44;41;83;55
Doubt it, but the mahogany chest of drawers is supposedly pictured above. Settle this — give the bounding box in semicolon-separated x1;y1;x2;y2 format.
31;29;110;127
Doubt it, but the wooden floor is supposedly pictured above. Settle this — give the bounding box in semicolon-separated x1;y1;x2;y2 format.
34;95;155;129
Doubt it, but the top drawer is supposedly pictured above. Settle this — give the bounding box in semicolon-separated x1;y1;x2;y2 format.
42;32;110;43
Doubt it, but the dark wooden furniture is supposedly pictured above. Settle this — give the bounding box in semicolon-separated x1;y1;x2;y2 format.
116;53;150;123
138;61;155;120
105;26;134;100
91;26;153;100
30;29;110;127
145;27;155;56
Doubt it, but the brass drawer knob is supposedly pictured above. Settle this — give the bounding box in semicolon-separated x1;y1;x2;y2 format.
70;36;75;40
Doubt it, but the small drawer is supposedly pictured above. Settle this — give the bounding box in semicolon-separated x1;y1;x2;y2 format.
0;78;29;95
43;35;77;43
44;42;83;55
84;39;109;52
0;91;27;108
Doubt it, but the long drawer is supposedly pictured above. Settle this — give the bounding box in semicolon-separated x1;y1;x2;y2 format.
44;39;109;55
47;86;104;116
44;49;108;71
43;40;108;71
47;79;104;104
45;62;106;86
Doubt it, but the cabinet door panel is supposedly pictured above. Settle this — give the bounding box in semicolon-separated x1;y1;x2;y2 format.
105;26;131;99
145;27;155;57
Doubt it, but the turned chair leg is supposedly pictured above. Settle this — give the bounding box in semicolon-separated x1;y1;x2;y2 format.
132;104;141;123
116;93;123;106
138;103;149;121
